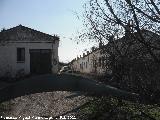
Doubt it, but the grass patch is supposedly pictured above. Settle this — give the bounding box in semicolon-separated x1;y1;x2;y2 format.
0;101;12;115
78;96;160;120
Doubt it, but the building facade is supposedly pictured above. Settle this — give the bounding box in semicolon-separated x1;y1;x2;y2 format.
70;45;112;76
0;25;59;78
70;30;160;77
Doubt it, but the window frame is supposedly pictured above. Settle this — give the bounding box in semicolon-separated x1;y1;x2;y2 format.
17;48;25;63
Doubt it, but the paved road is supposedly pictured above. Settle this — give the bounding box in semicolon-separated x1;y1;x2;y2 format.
0;74;139;103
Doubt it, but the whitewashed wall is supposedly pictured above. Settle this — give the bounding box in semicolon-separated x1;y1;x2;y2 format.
0;41;59;77
70;47;114;75
71;49;110;75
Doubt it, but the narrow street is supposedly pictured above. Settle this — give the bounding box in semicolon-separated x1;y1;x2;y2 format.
0;74;95;119
0;74;96;103
0;74;138;103
0;74;139;119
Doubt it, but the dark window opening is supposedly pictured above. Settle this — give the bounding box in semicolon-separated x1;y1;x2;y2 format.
99;58;102;67
86;62;87;68
17;48;25;62
102;57;105;68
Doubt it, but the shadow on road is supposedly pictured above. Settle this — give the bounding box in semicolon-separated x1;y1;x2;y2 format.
0;74;139;103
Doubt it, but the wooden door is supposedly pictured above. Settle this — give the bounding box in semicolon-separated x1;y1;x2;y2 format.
30;49;51;74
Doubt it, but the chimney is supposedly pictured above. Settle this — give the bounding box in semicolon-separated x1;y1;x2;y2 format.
87;51;89;55
83;53;85;57
99;42;103;48
92;47;95;52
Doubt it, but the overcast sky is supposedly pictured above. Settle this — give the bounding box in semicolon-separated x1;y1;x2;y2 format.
0;0;97;63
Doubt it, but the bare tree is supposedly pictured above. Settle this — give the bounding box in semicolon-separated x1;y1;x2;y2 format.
78;0;160;100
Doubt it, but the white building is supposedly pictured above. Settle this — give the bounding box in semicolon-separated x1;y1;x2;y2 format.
0;25;59;78
70;44;112;76
70;29;160;77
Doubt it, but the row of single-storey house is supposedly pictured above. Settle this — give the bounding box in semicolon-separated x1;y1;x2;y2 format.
69;29;160;76
0;25;59;78
69;43;112;76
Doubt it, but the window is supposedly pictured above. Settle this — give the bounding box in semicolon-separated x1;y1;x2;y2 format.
94;60;97;67
102;57;105;68
99;58;101;67
17;48;25;62
86;62;87;68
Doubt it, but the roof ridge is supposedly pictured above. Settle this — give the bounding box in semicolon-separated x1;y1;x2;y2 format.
1;24;59;40
19;25;59;39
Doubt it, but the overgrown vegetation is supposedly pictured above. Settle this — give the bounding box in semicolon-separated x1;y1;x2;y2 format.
76;0;160;102
0;101;11;116
78;96;160;120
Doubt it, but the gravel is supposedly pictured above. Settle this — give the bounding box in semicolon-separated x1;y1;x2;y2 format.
1;91;92;120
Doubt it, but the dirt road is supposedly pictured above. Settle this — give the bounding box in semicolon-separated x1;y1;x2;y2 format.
1;91;92;120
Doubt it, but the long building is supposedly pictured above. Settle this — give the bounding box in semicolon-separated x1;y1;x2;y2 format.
69;43;112;76
69;29;160;77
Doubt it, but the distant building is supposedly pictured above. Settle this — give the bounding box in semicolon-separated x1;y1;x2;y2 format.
58;62;68;70
69;43;112;76
0;25;59;78
69;30;160;76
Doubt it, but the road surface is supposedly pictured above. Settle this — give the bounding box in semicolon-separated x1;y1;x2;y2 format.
0;74;138;103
